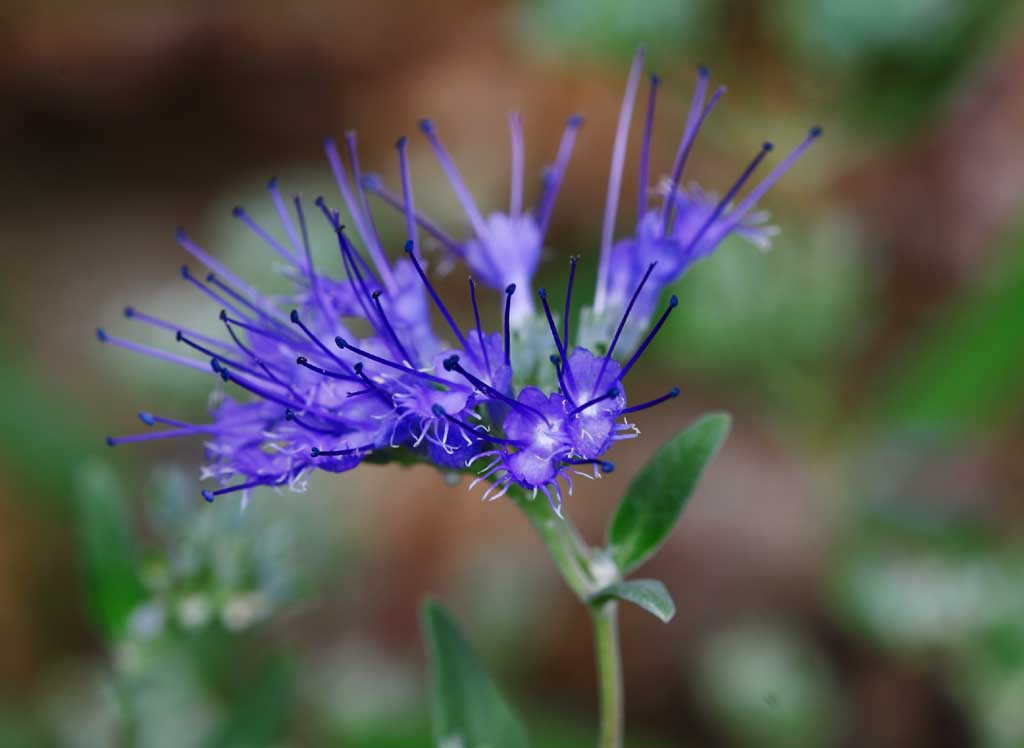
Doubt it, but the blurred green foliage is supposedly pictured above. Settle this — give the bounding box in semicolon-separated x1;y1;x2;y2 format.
661;217;872;422
521;0;715;63
3;2;1023;745
774;0;1018;135
75;463;147;639
832;499;1024;747
695;622;843;748
0;349;101;510
872;224;1024;440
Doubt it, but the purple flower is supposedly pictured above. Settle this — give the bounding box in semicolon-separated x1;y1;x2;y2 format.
364;114;583;327
99;47;816;517
588;50;820;342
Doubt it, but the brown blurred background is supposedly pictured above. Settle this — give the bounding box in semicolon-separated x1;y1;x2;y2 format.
2;1;1024;746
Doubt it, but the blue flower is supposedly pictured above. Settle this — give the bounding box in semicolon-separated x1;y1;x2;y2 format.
585;52;820;347
99;47;817;517
365;114;583;327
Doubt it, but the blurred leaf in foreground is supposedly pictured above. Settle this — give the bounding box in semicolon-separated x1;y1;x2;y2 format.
0;347;101;510
421;600;528;748
75;462;147;639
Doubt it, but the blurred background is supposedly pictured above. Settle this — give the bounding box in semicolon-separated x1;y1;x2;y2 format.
2;1;1024;746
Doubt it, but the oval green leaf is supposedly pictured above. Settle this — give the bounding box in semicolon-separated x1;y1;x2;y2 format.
590;579;676;623
608;412;730;573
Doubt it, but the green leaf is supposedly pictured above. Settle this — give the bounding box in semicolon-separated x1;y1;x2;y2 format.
0;348;101;512
75;462;147;638
590;579;676;623
420;600;529;748
203;653;295;748
608;413;730;573
871;230;1024;438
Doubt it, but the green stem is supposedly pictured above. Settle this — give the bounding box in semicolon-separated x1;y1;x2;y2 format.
510;488;593;598
509;487;624;748
592;603;623;748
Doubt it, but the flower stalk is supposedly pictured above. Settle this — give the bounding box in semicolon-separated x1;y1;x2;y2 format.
592;602;623;748
510;485;624;747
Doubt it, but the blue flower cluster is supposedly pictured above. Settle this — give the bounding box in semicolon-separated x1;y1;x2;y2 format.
99;49;818;516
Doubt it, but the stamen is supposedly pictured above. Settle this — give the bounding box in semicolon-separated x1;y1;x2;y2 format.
254;358;297;395
713;126;823;239
221;312;302;347
361;175;464;258
295;355;358;381
290;309;353;373
96;328;210;374
562;255;578;348
569;388;620;416
595;46;646;314
482;475;514;502
432;404;525;447
138;411;189;428
371;289;415;365
324;136;398;293
206;272;288;330
622;387;679;414
327;212;388;345
336;335;461;389
315;197;380;283
310;443;374;458
107;427;208;446
124;307;231;351
508;112;524;218
176;330;263;379
660;64;708;225
549;354;572;400
617;295;679;382
537;115;583;236
266;177;304;258
180;265;247;320
233;205;302;268
659;66;726;234
468;277;492;381
293;195;329;318
503;283;516;366
596;261;657;386
638;74;660;218
352;361;395;406
176;228;264;306
219;366;305;411
469;463;505;491
538;483;562;516
345;130;387;260
402;241;475;356
201;472;292;503
443;354;550;425
682;141;774;255
285;408;338;434
395;136;419;252
418;119;489;239
538;288;578;396
566;458;615;474
219;311;289;379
